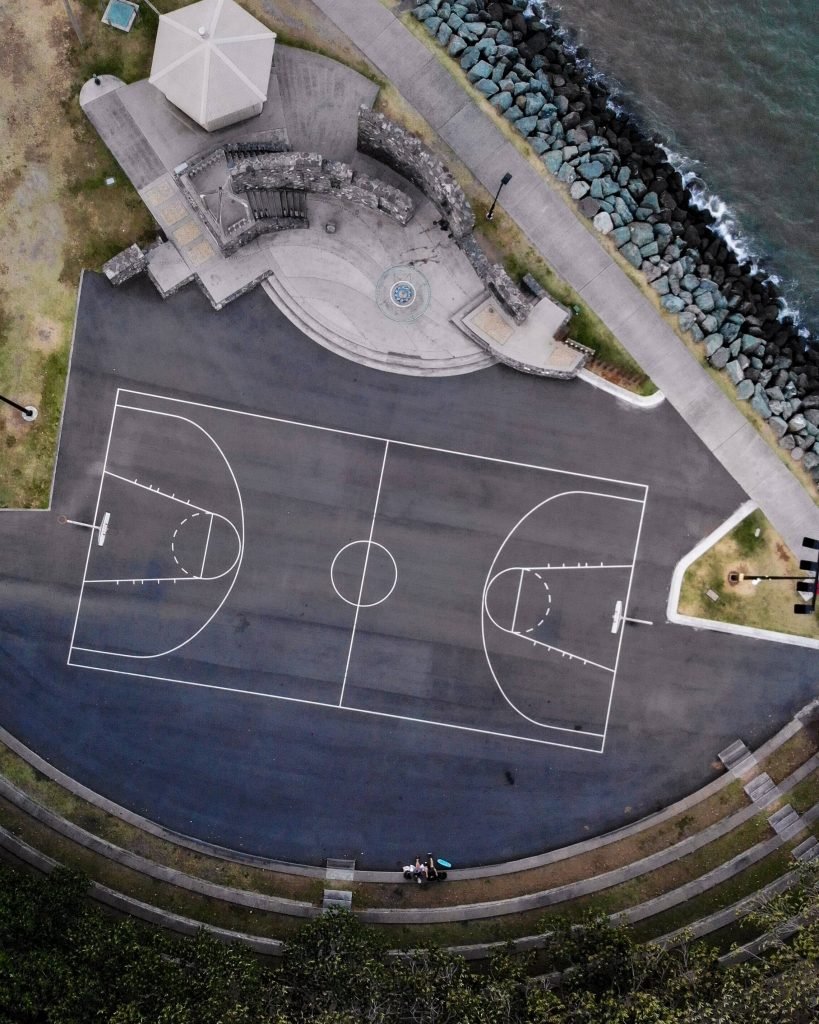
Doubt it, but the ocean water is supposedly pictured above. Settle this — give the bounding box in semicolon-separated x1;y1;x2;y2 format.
539;0;819;334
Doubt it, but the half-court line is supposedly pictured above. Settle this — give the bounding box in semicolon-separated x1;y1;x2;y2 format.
338;440;389;708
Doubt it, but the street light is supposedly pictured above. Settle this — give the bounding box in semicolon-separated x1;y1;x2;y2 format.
486;172;512;221
0;391;37;422
730;535;819;617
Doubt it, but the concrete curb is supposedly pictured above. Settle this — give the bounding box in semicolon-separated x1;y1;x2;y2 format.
0;725;326;879
0;701;809;885
577;368;665;409
8;744;814;929
0;775;317;919
666;501;819;650
0;826;285;957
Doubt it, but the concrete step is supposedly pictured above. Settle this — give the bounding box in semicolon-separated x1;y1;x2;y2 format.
326;858;356;882
267;273;488;373
768;804;802;839
718;739;757;777
262;276;491;377
262;267;492;374
744;773;777;803
322;888;353;911
792;836;818;862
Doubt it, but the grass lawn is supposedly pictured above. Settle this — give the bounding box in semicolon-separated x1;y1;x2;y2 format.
0;0;163;508
679;508;819;638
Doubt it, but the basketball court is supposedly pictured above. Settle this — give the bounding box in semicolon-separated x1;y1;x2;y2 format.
67;388;647;754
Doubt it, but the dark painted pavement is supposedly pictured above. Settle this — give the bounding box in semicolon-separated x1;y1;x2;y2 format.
0;273;816;869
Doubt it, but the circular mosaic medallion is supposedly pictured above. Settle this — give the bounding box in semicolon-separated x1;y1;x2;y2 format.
375;266;431;323
390;281;416;307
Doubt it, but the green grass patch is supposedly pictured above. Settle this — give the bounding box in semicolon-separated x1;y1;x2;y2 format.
788;768;819;814
0;744;323;905
0;797;305;940
679;510;819;638
757;727;819;785
628;848;795;943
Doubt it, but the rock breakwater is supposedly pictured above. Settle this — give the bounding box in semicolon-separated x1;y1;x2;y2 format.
412;0;819;483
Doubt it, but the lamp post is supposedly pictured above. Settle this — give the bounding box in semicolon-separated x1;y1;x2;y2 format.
0;392;37;422
728;535;819;616
486;172;512;221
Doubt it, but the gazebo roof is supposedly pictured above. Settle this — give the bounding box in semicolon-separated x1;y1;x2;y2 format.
149;0;276;131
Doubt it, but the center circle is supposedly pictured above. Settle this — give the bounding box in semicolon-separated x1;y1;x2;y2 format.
390;280;416;307
330;540;398;608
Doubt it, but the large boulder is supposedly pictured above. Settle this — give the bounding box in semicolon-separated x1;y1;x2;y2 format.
579;160;605;181
710;346;730;369
476;78;500;95
467;59;494;81
489;90;513;111
620;242;643;268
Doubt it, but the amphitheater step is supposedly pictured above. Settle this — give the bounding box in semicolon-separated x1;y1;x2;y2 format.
322;888;353;912
262;276;492;377
719;739;757;777
247;188;307;222
326;858;356;882
744;772;777;804
768;804;803;840
792;836;818;862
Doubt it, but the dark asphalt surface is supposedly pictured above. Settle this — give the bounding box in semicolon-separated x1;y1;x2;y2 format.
1;273;817;869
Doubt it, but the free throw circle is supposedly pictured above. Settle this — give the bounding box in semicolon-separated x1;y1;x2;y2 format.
331;540;398;608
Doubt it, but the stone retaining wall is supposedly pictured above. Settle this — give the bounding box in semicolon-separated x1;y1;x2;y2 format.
231;151;415;226
358;107;475;238
411;0;819;488
221;217;308;258
102;244;148;285
358;109;531;324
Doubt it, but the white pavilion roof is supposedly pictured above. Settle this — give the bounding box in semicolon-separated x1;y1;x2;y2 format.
149;0;276;131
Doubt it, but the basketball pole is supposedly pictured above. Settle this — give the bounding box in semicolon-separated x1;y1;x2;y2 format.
58;511;111;547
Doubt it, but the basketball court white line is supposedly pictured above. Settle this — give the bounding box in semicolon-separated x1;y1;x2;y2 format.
481;489;647;739
84;576;206;585
199;514;214;578
482;599;617;674
69;402;246;663
600;492;648;752
506;563;634;571
68;389;645;752
66;401;119;662
64;659;606;751
117;388;647;495
338;441;389;708
510;570;525;633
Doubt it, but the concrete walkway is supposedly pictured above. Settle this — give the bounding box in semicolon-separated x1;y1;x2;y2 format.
311;0;819;554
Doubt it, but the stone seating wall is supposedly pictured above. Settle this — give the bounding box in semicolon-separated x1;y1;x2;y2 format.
230;151;415;226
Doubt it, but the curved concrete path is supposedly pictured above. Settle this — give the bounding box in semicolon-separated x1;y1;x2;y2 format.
310;0;819;555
